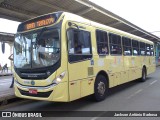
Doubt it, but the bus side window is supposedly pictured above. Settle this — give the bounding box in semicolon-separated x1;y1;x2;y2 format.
122;37;132;56
150;45;154;56
109;33;122;55
140;42;146;56
96;30;108;55
67;28;92;62
132;40;140;56
146;44;151;56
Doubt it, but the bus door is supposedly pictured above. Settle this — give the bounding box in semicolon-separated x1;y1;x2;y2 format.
66;22;94;101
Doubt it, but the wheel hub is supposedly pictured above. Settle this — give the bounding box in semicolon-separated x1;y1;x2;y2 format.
97;81;105;96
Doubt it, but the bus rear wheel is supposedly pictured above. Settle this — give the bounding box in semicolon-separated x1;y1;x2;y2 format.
140;68;147;82
93;75;108;102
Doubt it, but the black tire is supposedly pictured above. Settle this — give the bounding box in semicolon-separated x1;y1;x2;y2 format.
93;75;108;102
140;68;147;82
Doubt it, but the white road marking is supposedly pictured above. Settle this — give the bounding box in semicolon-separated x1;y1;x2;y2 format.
134;89;143;94
127;89;143;99
150;80;158;85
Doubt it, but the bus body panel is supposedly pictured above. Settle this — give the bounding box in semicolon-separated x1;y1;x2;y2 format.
65;21;95;101
14;11;156;102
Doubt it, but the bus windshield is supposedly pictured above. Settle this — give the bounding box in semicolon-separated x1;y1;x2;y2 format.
14;28;60;69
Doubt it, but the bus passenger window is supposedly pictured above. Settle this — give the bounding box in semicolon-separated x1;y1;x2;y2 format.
132;40;140;56
140;42;146;56
96;30;108;55
146;44;151;56
67;28;92;62
102;47;108;54
109;33;122;55
74;42;82;54
150;45;154;56
122;37;132;56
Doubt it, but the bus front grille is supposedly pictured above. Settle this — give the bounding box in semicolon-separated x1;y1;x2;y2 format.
18;88;52;98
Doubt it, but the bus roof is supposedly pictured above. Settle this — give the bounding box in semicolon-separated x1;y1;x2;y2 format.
63;12;153;44
18;11;153;44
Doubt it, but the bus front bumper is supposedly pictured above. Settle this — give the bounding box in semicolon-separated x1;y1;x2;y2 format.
14;81;69;102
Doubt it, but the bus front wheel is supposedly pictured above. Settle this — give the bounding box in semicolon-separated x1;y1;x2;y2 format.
93;75;108;102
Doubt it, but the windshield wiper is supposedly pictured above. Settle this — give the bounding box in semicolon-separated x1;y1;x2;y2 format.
34;27;47;48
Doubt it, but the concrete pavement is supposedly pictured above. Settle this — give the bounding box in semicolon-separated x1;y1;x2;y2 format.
0;76;15;105
0;70;12;76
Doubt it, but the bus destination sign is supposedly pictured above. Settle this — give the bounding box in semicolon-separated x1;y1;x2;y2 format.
25;17;55;30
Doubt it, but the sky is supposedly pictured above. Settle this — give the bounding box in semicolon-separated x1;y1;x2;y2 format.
0;0;160;66
0;18;20;33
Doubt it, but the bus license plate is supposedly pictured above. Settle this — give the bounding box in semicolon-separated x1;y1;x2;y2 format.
29;89;37;94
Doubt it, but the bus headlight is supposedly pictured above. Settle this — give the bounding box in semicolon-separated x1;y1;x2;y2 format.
53;71;66;84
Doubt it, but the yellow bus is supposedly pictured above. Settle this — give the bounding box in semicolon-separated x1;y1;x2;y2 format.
14;11;156;102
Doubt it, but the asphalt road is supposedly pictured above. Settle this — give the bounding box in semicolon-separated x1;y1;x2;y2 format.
0;67;160;120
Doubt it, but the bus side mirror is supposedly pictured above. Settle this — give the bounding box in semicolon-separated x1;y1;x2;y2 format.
68;22;72;27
